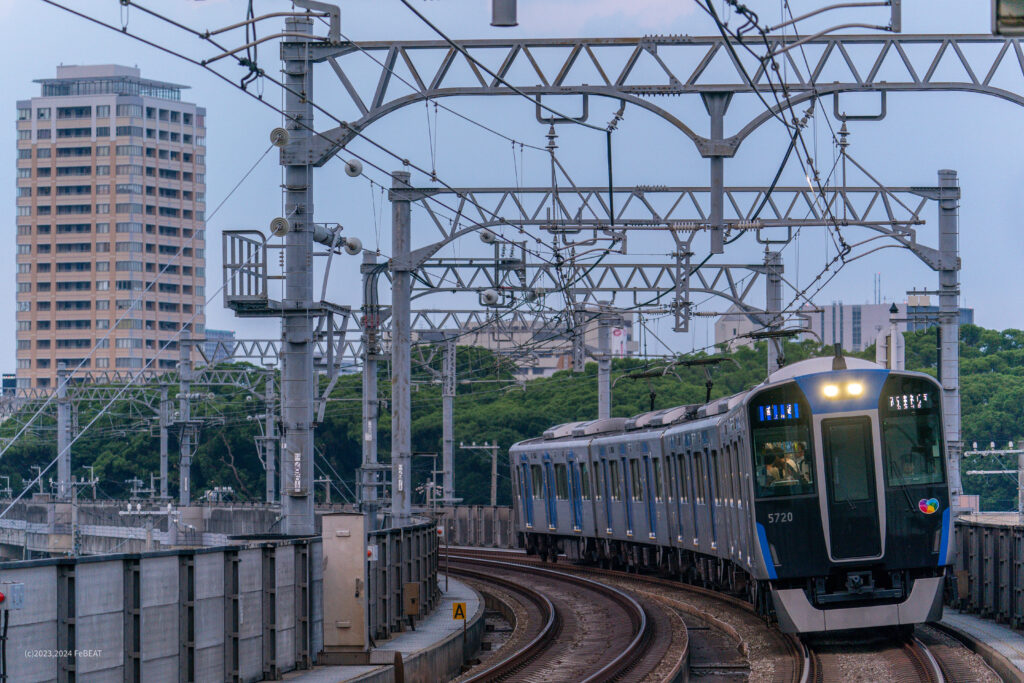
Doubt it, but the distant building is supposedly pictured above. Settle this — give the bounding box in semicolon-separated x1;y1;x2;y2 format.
420;312;639;379
203;328;236;363
16;65;207;389
714;295;974;353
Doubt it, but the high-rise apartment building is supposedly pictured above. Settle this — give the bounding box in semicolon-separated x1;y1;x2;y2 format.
15;65;206;389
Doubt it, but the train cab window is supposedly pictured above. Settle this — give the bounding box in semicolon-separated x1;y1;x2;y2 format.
554;463;569;500
609;460;623;501
750;384;815;498
629;459;644;501
580;462;592;500
880;376;946;486
652;459;664;502
531;465;544;499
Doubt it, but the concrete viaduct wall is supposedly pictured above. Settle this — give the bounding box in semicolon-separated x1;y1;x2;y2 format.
0;537;323;682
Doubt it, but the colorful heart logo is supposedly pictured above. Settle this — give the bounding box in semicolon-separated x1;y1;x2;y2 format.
918;498;939;514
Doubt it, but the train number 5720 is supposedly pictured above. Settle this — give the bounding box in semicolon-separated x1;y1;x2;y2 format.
767;512;793;524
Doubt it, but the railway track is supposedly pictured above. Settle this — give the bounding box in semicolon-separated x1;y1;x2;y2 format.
805;632;945;683
445;549;798;682
444;549;1001;683
446;555;657;682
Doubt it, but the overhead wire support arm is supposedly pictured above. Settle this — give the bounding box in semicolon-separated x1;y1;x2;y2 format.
202;11;333;38
763;2;898;34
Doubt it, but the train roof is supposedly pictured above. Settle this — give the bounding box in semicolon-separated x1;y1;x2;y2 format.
764;356;882;384
514;355;892;449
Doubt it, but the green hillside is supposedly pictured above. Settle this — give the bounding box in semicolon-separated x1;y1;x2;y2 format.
1;324;1020;509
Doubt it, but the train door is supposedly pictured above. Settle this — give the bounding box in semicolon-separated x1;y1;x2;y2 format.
822;417;882;558
543;453;558;530
643;452;657;539
518;457;533;528
620;447;635;536
707;448;719;549
567;452;584;532
673;446;687;542
688;449;700;545
601;449;614;534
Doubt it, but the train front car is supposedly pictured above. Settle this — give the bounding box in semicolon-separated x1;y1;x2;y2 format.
749;358;952;633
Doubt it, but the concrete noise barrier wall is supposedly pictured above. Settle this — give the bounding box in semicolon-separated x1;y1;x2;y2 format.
951;516;1024;627
0;537;322;682
435;506;515;548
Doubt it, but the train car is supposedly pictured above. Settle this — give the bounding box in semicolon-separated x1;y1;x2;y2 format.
509;354;953;633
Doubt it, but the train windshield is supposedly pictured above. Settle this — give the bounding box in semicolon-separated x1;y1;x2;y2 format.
748;383;815;498
880;375;945;486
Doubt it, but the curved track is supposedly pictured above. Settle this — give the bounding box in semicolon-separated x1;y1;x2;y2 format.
446;549;803;682
447;556;654;682
445;549;1001;683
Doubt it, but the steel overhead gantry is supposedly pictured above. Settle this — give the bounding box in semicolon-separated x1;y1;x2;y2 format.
269;17;1000;520
287;31;1022;254
5;360;268;503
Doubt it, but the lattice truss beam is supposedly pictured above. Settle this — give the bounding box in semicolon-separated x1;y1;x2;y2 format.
405;185;932;257
287;34;1024;162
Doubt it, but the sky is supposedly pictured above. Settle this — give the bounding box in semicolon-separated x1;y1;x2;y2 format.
2;0;1023;367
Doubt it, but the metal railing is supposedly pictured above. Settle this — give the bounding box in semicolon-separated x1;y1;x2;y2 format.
367;516;440;640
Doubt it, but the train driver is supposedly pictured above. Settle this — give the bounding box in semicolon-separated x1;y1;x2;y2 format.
766;447;802;485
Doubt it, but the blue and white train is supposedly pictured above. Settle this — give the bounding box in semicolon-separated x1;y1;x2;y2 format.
510;355;953;632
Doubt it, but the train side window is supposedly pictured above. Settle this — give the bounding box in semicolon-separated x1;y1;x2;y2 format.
693;451;706;504
609;460;623;501
531;465;544;499
580;462;592;500
724;444;734;505
653;458;664;502
710;449;721;505
629;459;644;501
554;463;569;500
677;454;689;503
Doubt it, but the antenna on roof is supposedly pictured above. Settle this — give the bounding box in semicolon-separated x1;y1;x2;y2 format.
832;342;847;371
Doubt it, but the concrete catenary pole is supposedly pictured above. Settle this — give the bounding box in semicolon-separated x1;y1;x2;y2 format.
360;251;380;527
597;307;611;420
938;169;962;511
264;371;277;504
159;385;169;499
765;250;783;375
390;170;413;524
1019;450;1024;518
442;338;456;502
178;330;192;506
490;442;498;508
56;362;71;500
279;14;317;535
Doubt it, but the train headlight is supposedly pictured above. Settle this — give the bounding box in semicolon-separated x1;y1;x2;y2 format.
823;384;840;398
846;382;864;396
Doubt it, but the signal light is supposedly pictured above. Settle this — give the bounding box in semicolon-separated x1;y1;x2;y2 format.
822;384;840;398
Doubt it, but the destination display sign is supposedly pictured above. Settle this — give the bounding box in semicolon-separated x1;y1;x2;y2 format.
757;403;800;422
